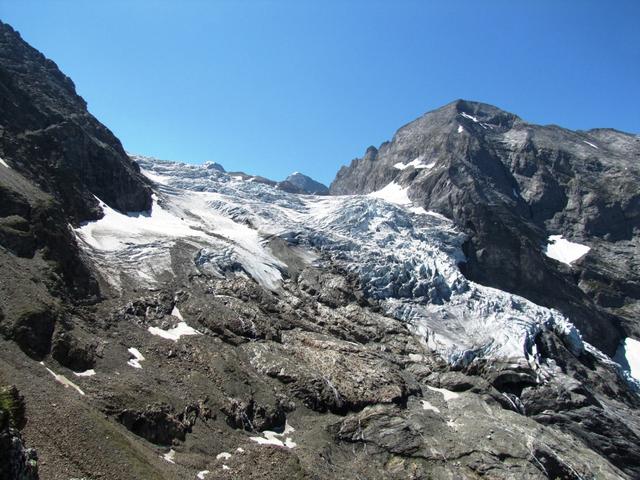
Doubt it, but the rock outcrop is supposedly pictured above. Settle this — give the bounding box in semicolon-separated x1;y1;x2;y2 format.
284;172;329;195
0;21;152;223
331;99;640;357
0;386;39;480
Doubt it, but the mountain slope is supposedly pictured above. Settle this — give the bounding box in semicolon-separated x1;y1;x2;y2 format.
1;25;640;480
331;99;640;358
0;20;153;363
0;21;152;222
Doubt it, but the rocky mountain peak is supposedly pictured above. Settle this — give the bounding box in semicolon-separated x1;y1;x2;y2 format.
284;172;329;195
0;20;152;223
330;99;640;359
204;161;225;172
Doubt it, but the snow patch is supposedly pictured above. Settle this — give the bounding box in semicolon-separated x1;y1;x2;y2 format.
42;364;85;395
421;400;441;413
545;235;590;265
393;157;431;170
615;337;640;381
457;125;464;133
127;347;145;369
148;322;201;342
171;306;184;321
368;182;411;206
427;385;460;401
0;157;10;169
250;422;296;448
460;112;479;123
74;194;285;291
73;369;96;377
197;471;210;479
216;452;232;460
583;140;599;149
162;449;176;463
75;196;202;252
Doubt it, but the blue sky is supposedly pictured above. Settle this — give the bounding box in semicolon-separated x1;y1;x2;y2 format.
2;1;639;184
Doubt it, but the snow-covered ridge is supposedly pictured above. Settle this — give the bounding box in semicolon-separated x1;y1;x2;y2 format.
72;154;625;377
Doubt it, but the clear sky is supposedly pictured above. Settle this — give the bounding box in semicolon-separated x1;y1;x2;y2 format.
2;1;639;185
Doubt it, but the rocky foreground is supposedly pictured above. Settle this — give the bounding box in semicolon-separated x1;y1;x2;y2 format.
1;19;640;480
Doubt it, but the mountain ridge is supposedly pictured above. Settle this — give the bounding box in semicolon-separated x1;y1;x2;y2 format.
1;21;640;480
330;99;640;359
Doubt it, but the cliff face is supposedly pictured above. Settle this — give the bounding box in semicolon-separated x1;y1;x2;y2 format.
331;99;640;356
0;20;154;359
0;386;39;480
0;20;151;223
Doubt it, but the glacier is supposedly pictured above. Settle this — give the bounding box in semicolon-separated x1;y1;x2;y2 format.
73;154;623;376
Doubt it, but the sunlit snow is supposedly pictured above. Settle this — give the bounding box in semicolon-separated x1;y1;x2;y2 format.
171;306;184;320
127;347;145;369
460;112;479;122
421;400;441;413
368;182;412;206
162;449;176;464
457;125;464;133
149;306;201;340
71;155;608;374
0;157;10;168
545;235;590;265
393;156;431;170
75;192;285;291
41;362;85;395
250;422;296;448
583;140;599;149
615;337;640;381
73;369;96;377
148;323;200;341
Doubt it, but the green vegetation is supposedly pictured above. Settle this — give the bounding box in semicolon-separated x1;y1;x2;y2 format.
0;385;26;429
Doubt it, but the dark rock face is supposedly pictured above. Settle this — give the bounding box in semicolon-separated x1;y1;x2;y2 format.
221;396;289;432
51;329;97;372
0;20;152;223
0;428;38;480
330;99;640;355
0;386;39;480
117;403;199;446
0;19;154;361
6;305;58;360
284;172;329;195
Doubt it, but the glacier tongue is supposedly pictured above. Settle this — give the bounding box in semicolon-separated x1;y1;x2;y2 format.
75;154;592;368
